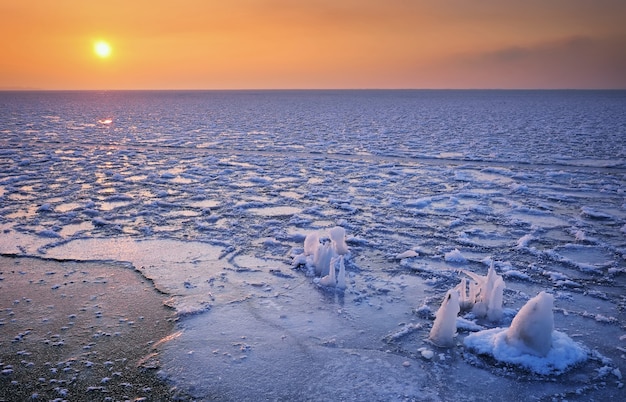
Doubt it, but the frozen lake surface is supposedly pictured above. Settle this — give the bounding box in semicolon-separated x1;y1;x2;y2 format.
1;90;625;400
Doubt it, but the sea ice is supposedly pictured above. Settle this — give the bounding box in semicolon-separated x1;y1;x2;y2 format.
395;250;419;259
336;255;346;290
296;226;350;286
1;90;624;400
328;226;349;255
429;289;460;347
457;262;505;322
318;256;337;286
506;291;554;357
444;248;466;263
313;242;334;277
464;291;588;375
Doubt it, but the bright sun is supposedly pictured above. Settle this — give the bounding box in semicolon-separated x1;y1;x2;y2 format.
94;40;112;58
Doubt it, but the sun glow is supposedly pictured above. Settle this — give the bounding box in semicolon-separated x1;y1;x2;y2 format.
94;40;112;58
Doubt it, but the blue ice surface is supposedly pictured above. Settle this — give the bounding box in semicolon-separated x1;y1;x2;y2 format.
1;90;625;400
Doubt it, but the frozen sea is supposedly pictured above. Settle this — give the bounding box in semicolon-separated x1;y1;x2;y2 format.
1;90;625;401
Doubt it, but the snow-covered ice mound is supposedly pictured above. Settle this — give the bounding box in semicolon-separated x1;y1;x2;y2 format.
464;291;588;375
464;327;588;375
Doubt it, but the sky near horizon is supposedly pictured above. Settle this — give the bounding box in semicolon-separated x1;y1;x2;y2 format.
1;0;625;90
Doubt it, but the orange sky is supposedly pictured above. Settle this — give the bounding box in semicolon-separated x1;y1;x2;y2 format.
1;0;625;90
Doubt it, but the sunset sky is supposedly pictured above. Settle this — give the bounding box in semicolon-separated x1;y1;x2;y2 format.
1;0;625;90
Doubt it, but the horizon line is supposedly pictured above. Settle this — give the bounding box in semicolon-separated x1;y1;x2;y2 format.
2;87;626;92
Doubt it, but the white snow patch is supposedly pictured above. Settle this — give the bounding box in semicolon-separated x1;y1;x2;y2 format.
395;250;419;260
464;327;588;375
516;234;534;249
444;249;466;263
464;291;588;375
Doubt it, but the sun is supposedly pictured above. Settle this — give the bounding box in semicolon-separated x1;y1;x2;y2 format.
94;40;112;58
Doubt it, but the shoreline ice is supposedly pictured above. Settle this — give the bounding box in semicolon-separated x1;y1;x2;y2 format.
0;256;181;401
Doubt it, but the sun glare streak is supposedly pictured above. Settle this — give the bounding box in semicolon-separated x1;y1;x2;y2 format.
94;40;112;58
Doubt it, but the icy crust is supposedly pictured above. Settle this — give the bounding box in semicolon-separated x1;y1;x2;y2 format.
1;90;625;166
159;298;442;402
38;238;294;316
464;327;588;375
1;91;625;400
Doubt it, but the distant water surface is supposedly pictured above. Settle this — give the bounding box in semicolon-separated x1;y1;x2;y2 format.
2;90;625;167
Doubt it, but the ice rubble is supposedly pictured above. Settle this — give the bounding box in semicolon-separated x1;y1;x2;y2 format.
428;262;504;347
429;262;587;375
464;291;588;375
295;226;349;289
444;248;466;263
458;262;506;322
395;249;419;259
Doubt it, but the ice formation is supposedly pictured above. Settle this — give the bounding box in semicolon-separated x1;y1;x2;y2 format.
2;90;622;400
298;227;350;288
319;256;337;286
455;278;472;310
313;242;334;277
427;260;506;347
328;226;349;255
505;291;554;357
303;232;320;256
396;250;419;259
464;291;588;375
457;262;505;322
434;267;588;374
429;289;461;347
444;248;466;263
336;255;347;290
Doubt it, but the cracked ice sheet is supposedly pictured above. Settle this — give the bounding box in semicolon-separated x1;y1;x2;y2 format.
40;238;291;314
21;236;442;400
2;91;626;400
158;282;441;402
